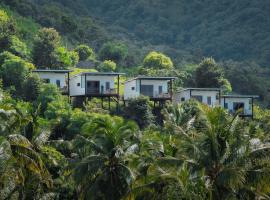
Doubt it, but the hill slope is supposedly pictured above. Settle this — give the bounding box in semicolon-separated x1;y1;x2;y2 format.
82;0;270;66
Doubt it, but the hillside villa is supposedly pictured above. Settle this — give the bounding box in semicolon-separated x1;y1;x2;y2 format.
33;69;73;95
33;70;259;118
124;76;176;102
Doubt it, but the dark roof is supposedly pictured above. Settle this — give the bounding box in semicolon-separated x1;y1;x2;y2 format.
179;88;221;92
125;76;176;83
221;95;259;98
33;69;73;73
80;72;125;76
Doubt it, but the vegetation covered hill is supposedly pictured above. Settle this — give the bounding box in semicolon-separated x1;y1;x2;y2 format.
1;1;270;200
82;0;270;66
3;0;270;66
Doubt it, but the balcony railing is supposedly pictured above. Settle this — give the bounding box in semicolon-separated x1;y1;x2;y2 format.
86;88;118;96
152;93;171;99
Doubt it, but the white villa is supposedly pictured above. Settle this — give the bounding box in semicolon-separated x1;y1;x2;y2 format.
221;95;258;118
124;76;175;101
174;88;221;107
174;88;259;118
69;72;124;98
33;69;73;95
32;69;259;118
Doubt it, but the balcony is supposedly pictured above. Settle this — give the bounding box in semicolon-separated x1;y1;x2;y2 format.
150;92;172;100
86;88;119;97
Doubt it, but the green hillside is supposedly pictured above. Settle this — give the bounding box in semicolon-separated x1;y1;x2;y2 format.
1;0;270;104
82;0;270;66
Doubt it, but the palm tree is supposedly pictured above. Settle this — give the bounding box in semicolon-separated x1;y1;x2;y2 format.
125;128;209;200
175;106;270;199
0;134;53;199
72;115;139;200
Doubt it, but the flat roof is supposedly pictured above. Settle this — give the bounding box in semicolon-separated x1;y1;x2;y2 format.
179;88;221;92
79;72;125;76
33;69;73;73
125;76;176;83
221;95;259;98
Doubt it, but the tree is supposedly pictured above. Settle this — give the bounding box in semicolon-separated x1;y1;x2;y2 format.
143;51;173;70
36;84;62;114
74;44;95;61
174;106;270;199
22;73;42;102
0;10;16;39
98;60;116;72
52;47;79;69
32;28;61;68
0;51;34;96
195;58;231;92
73;115;139;200
99;41;128;63
123;96;155;129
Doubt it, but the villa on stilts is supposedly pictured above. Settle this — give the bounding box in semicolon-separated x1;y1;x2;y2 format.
123;76;176;107
69;72;125;111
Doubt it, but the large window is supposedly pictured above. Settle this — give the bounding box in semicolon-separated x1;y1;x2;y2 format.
43;79;50;83
192;95;203;102
141;85;154;97
233;102;244;113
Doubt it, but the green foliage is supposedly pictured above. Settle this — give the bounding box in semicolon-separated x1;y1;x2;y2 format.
0;9;16;38
195;58;232;92
53;47;79;69
36;84;62;114
4;36;29;59
123;96;155;129
22;73;42;102
98;60;117;72
143;51;173;70
0;51;34;96
99;41;128;63
32;27;61;68
75;44;95;61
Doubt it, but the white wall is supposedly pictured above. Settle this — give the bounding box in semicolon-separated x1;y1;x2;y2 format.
124;79;170;100
174;90;220;107
70;75;84;96
221;97;252;115
35;72;67;88
124;80;140;100
70;74;116;96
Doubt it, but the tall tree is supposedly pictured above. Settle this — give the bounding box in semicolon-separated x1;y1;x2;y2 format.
74;44;95;61
32;28;61;69
73;115;139;200
143;51;174;70
195;58;231;93
99;41;127;63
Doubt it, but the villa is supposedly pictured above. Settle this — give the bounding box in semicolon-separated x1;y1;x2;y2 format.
124;76;176;102
33;69;73;95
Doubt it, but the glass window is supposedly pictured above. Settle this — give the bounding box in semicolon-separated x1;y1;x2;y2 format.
224;103;228;109
159;86;163;94
131;87;135;90
207;96;211;105
77;83;80;86
56;80;61;88
106;82;110;91
181;97;185;102
43;79;50;83
192;95;203;102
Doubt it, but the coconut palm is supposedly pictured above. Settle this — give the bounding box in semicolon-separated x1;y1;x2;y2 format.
72;115;139;200
0;134;53;199
176;106;270;199
125;128;209;200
